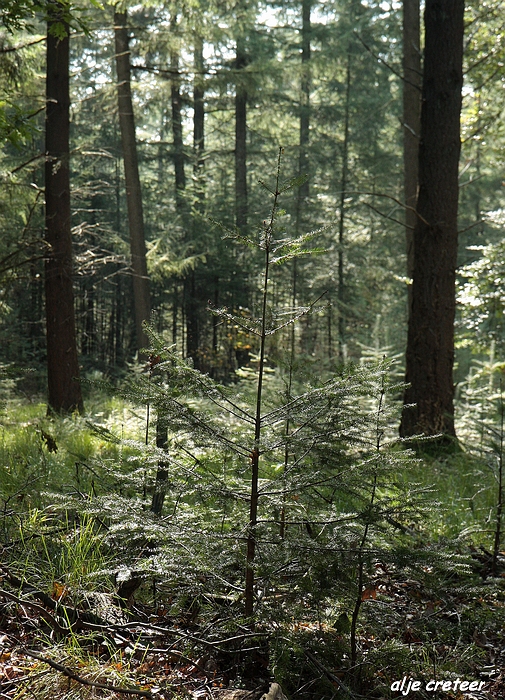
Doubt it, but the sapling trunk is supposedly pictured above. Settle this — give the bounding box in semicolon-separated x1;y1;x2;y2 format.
244;156;282;617
350;376;384;666
492;382;504;576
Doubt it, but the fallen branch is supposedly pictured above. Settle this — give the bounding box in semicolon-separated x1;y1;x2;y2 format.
22;648;153;698
304;650;359;699
0;589;68;635
0;561;110;629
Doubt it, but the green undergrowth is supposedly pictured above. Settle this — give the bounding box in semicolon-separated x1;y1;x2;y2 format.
1;385;505;699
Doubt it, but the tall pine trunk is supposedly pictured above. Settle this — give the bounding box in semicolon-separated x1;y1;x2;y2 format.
44;1;83;415
403;0;421;297
114;10;150;354
297;0;311;208
400;0;464;441
337;51;351;363
193;35;205;211
170;32;186;210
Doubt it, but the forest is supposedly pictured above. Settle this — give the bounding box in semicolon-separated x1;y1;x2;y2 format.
1;0;505;698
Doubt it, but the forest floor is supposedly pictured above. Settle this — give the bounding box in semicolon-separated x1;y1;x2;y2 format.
1;396;505;699
1;550;505;700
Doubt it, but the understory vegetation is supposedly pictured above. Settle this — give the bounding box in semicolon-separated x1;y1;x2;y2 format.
1;350;505;699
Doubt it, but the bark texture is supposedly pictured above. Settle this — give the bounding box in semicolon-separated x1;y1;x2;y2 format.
400;0;464;440
402;0;422;288
45;3;83;414
170;38;186;209
193;35;205;209
298;0;311;205
114;10;150;353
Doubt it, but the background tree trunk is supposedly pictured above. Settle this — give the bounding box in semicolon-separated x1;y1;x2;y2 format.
45;1;83;415
403;0;421;298
235;39;248;231
114;9;150;354
400;0;464;441
337;51;351;363
193;35;205;210
298;0;311;208
170;27;186;212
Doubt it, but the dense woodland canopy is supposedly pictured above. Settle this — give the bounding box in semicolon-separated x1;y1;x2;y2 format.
2;1;505;699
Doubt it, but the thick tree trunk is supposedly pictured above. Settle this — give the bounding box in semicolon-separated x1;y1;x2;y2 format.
114;10;150;354
403;0;421;293
235;40;248;231
44;2;83;415
400;0;464;441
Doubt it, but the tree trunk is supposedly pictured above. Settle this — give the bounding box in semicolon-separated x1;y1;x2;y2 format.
403;0;422;295
114;9;150;354
151;411;169;516
44;2;83;415
337;52;351;363
193;35;205;211
185;268;199;366
170;32;186;211
235;40;248;231
298;0;311;207
400;0;464;441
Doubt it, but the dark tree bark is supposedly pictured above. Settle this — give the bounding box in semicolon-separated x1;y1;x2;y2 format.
44;2;83;415
170;31;186;211
193;35;205;210
337;51;351;363
114;10;151;353
235;39;248;231
403;0;422;292
400;0;464;441
151;412;169;515
185;268;199;367
297;0;311;207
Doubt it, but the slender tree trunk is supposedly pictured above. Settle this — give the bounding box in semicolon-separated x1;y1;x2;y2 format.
298;0;311;207
403;0;421;297
185;268;199;366
170;33;186;211
235;40;248;231
400;0;464;441
114;9;150;353
44;2;83;415
151;412;169;515
193;35;205;211
337;52;351;363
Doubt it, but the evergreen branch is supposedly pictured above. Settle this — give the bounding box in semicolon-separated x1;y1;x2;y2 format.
363;202;408;230
158;397;251;457
347;190;430;226
265;291;327;336
353;30;420;91
208;216;257;248
209;307;261;337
